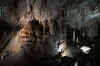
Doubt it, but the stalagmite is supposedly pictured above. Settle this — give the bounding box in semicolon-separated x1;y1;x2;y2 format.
73;29;75;42
82;27;85;37
39;16;40;24
74;61;78;66
76;37;78;43
3;31;6;36
12;31;14;35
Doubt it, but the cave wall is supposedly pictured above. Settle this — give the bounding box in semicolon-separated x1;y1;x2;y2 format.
0;0;100;38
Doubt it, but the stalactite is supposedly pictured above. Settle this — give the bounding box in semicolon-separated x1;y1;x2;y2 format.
0;5;1;17
60;9;62;35
53;18;55;35
65;4;67;18
26;0;30;14
14;0;19;8
82;9;85;37
1;4;2;17
30;4;35;20
43;19;45;37
3;7;5;18
48;18;51;35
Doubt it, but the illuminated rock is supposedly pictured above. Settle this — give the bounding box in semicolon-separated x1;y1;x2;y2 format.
18;21;34;42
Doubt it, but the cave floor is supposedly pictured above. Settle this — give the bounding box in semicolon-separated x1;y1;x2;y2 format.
0;29;100;66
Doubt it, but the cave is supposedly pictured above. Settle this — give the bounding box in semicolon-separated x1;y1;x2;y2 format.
0;0;100;66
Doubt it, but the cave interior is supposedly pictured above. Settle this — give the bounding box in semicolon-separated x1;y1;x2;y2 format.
0;0;100;66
